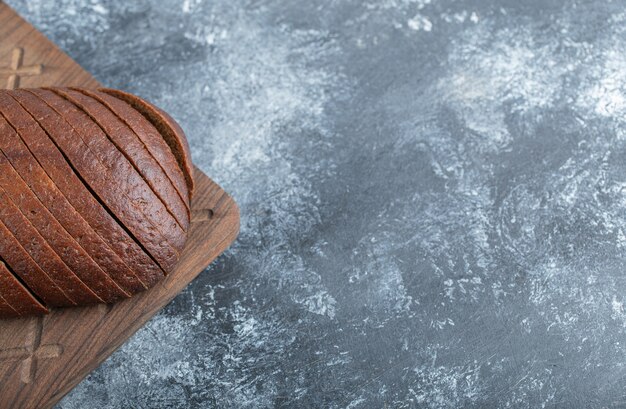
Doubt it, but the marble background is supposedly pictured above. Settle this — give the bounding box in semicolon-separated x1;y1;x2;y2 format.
6;0;626;407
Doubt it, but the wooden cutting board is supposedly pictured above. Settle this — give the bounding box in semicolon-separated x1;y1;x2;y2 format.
0;3;240;408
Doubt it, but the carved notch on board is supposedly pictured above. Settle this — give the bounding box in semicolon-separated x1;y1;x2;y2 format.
0;47;43;89
0;317;62;383
192;208;215;223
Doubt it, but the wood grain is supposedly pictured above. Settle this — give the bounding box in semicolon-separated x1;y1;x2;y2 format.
0;3;240;408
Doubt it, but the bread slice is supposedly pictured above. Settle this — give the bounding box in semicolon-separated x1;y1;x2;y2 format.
0;260;48;317
0;127;129;304
100;88;194;199
0;294;18;318
0;186;100;306
12;90;182;272
0;92;165;288
0;216;75;307
50;88;190;232
0;112;146;295
0;87;194;316
36;89;187;252
76;89;189;215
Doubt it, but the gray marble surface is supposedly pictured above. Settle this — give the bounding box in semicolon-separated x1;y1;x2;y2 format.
6;0;626;407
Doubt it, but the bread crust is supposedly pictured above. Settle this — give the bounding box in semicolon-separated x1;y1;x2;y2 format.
0;294;19;318
100;88;194;199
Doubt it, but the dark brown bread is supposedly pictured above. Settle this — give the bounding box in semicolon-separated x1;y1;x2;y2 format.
100;88;195;199
0;217;75;307
19;89;183;270
0;113;146;295
0;91;165;288
0;186;100;305
50;88;190;232
0;260;47;317
0;87;193;316
0;135;129;303
76;89;190;217
0;294;17;318
32;89;187;253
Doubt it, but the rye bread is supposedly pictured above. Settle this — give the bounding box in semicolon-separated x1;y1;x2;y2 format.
50;88;189;232
0;185;100;306
0;217;74;307
0;294;18;318
0;114;146;295
100;88;194;199
0;91;165;288
0;143;129;303
11;89;182;272
0;260;48;317
0;86;194;316
40;89;187;252
75;89;190;217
